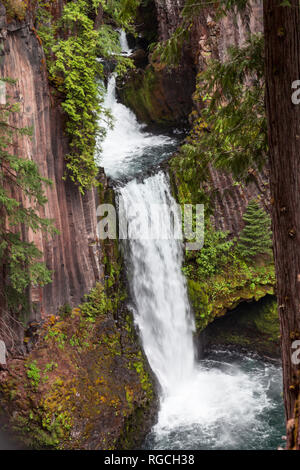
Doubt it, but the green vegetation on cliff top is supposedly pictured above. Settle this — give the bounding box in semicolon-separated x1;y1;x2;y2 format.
183;220;274;331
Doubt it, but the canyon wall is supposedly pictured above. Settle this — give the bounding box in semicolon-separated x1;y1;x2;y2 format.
0;3;104;334
200;1;266;236
120;0;267;234
154;0;267;236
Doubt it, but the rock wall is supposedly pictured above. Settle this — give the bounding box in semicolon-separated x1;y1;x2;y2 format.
118;0;196;127
202;295;280;358
162;0;267;236
0;4;104;330
0;294;157;450
121;1;267;234
199;1;266;235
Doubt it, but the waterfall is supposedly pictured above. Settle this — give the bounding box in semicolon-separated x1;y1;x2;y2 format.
97;32;284;450
118;173;196;395
98;74;172;182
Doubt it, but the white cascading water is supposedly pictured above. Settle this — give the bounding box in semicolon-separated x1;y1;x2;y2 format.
97;33;284;450
118;173;196;395
98;74;172;181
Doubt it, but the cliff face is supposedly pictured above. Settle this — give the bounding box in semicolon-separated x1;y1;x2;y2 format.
0;295;157;450
0;4;104;328
157;1;267;236
191;3;266;235
120;0;267;235
153;0;185;41
118;0;196;127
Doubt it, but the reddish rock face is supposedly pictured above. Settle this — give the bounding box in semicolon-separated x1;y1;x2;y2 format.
0;6;104;326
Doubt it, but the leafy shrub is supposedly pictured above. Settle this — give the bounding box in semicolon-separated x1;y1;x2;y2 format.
25;360;41;391
186;225;235;279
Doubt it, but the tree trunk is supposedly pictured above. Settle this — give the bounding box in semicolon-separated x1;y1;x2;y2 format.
264;0;300;449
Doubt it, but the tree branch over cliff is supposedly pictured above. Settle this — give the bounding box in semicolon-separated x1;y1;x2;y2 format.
0;83;57;314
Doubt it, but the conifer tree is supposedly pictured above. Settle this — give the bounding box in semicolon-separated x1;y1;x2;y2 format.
0;81;56;313
237;200;272;260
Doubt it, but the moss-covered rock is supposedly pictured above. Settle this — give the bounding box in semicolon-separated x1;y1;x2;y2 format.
117;59;195;127
0;286;157;449
202;295;280;357
187;259;275;332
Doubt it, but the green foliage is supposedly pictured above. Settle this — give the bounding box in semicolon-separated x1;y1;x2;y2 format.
237;200;272;260
25;360;41;391
170;34;265;218
196;34;266;179
133;352;153;397
58;304;72;319
187;252;275;331
36;0;138;192
155;7;266;187
0;86;56;308
79;283;113;319
181;219;275;330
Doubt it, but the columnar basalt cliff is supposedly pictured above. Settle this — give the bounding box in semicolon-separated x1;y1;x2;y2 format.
0;4;103;329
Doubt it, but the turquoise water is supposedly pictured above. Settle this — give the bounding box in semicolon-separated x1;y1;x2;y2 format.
145;349;285;450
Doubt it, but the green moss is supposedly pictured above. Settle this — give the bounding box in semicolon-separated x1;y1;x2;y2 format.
0;276;156;449
119;64;180;126
25;361;41;392
132;352;154;399
188;258;275;331
253;298;280;342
